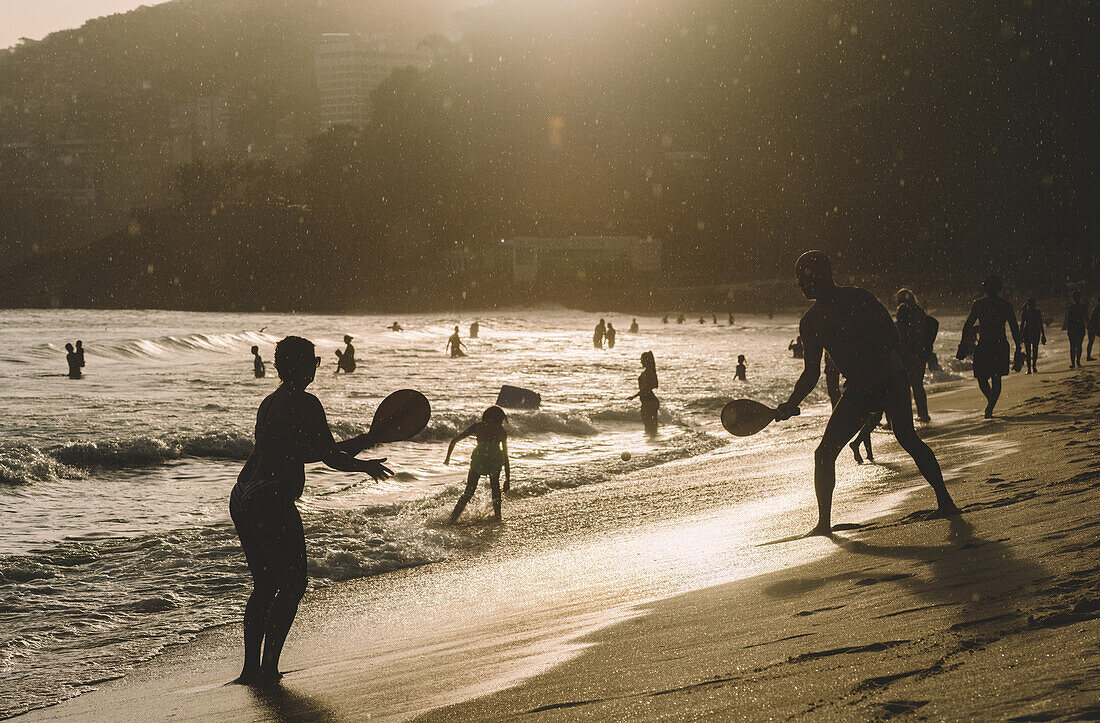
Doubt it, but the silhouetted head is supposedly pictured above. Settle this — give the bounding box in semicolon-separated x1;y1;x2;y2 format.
75;340;83;348
481;405;506;427
640;350;655;369
343;335;353;344
737;354;745;363
896;288;917;306
275;336;318;387
794;251;833;299
599;318;605;324
1071;290;1082;303
251;345;259;355
982;275;1002;296
65;343;74;352
1025;297;1036;309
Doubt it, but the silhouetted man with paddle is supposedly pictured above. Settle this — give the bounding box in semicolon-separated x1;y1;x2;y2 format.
774;251;960;536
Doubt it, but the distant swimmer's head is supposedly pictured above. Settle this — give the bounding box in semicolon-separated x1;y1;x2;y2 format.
454;326;459;333
982;275;1002;296
275;336;318;387
896;288;917;306
251;345;259;355
482;405;507;427
737;354;746;363
65;343;74;352
640;350;655;369
76;340;83;347
794;250;833;299
343;335;353;344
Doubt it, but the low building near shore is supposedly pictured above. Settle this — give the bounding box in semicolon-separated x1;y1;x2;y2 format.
501;236;661;289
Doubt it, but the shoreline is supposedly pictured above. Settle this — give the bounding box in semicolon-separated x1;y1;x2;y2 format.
15;358;1100;720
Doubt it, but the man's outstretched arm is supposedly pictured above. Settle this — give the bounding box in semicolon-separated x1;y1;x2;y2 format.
778;319;822;419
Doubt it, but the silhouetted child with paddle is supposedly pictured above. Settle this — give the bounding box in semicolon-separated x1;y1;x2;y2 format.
445;406;510;522
774;251;960;535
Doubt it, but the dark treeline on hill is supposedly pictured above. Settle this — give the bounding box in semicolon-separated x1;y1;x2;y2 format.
0;0;1094;312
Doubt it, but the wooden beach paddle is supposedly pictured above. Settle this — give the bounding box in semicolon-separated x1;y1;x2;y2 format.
364;389;431;443
720;399;798;437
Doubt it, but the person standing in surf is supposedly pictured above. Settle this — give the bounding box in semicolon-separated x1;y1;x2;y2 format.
251;345;266;378
64;343;82;379
445;406;510;522
335;335;356;373
774;251;960;536
606;322;617;349
735;354;747;381
1020;298;1046;374
593;319;606;348
627;351;660;435
959;275;1021;417
230;336;392;686
895;288;936;423
446;326;467;357
1063;291;1087;368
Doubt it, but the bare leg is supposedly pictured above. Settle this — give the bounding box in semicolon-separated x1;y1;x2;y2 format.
976;376;996;418
811;397;870;535
256;582;305;685
910;369;929;422
489;475;502;520
450;470;480;523
884;379;960;516
988;376;1002;417
234;584;274;683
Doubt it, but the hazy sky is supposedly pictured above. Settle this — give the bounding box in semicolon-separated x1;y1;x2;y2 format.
0;1;169;50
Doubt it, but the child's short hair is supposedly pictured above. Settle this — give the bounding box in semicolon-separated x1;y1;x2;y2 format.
482;405;507;425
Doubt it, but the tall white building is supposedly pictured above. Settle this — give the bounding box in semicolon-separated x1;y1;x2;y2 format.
314;34;430;130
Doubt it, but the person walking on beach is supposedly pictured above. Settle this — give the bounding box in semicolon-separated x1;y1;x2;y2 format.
895;288;936;423
1088;300;1100;361
1020;298;1046;374
774;251;960;535
446;326;467;357
445;406;510;522
606;322;617;349
1064;291;1087;368
593;319;606;348
230;336;392;686
735;354;747;381
335;335;356;373
959;275;1021;418
251;345;266;378
627;351;660;435
65;343;82;379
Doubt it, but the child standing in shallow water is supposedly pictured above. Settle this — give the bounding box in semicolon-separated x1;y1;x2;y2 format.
735;354;747;381
445;406;510;522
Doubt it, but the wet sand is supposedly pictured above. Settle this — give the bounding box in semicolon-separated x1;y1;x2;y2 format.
19;362;1100;721
423;367;1100;721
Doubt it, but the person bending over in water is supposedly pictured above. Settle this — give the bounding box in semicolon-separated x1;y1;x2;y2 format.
1064;291;1087;368
1020;298;1046;374
960;276;1020;417
65;343;82;379
775;251;960;535
627;351;660;435
251;345;266;378
230;336;392;686
445;406;510;522
335;335;356;373
735;354;747;381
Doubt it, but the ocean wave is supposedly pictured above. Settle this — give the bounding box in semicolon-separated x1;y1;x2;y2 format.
45;330;280;362
0;444;86;486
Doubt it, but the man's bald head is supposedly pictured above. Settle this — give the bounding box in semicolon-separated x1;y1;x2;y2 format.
795;250;834;299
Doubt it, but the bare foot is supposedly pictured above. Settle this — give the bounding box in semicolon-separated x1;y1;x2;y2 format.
230;669;258;686
253;669;283;688
927;503;963;519
805;523;834;537
849;442;863;464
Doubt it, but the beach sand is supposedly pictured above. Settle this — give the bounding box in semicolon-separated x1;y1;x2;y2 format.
19;365;1100;721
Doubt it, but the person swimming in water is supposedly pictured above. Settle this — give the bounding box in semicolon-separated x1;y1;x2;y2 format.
735;354;747;381
335;335;356;373
251;345;266;378
65;343;82;379
593;319;606;348
959;275;1021;417
627;351;660;435
606;322;617;348
469;320;479;338
775;251;960;535
629;318;639;333
446;326;467;357
230;336;392;686
445;406;510;522
1020;298;1046;374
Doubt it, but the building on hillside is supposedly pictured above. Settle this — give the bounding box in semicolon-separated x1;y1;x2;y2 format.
168;95;232;164
501;236;661;287
314;34;430;130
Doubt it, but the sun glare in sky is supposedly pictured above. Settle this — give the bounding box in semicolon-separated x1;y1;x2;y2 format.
0;0;167;50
